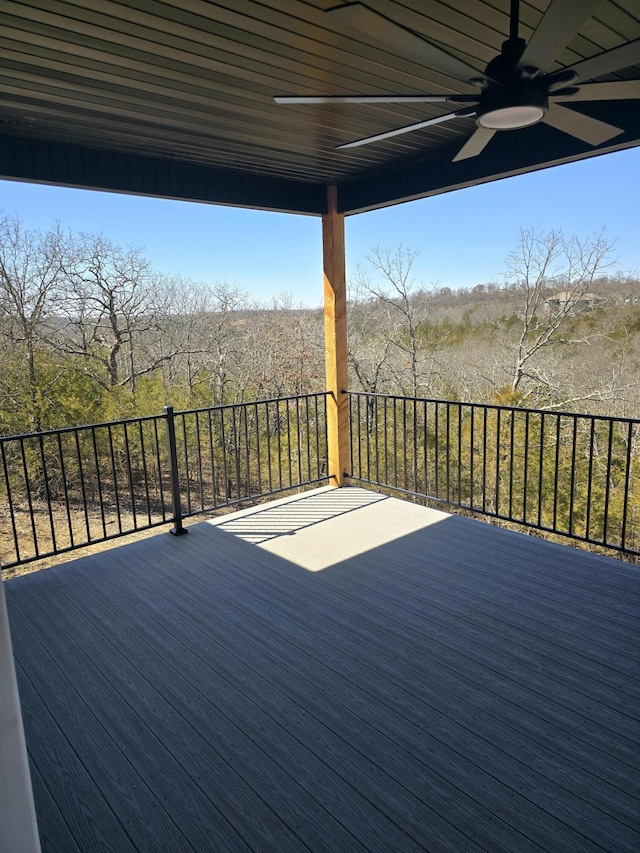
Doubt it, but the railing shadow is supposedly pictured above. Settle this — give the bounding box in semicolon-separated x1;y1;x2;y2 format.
208;486;386;544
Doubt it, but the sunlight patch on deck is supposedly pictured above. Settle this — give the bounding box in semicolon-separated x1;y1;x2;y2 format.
207;486;450;570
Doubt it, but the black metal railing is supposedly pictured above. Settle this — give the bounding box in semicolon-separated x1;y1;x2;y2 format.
169;393;329;520
348;391;640;557
0;393;329;569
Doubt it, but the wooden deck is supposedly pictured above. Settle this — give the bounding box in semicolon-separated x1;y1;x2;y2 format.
5;486;640;852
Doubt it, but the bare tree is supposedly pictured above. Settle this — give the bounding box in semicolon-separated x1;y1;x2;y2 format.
153;276;214;403
242;294;323;400
0;214;67;430
350;245;438;397
57;234;181;395
347;282;395;395
499;227;615;397
205;282;249;405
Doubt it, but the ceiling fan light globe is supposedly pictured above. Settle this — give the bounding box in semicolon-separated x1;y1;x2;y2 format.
478;104;546;130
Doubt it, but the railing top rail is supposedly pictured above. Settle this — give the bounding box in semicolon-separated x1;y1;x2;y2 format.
0;392;332;443
177;392;330;418
0;412;167;443
346;390;640;426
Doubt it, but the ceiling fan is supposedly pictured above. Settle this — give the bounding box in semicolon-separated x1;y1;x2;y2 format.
274;0;640;161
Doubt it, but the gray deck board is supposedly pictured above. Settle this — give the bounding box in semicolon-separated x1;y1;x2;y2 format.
5;486;640;852
80;547;531;851
171;532;638;849
40;570;399;853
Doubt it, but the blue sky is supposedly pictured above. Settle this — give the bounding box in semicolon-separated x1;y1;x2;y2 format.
1;146;638;307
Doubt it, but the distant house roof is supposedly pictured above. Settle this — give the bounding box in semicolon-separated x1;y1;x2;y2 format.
545;291;604;311
548;290;602;301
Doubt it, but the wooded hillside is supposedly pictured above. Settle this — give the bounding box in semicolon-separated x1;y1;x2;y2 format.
1;213;639;436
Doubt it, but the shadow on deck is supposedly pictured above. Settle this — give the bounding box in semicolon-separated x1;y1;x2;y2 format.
5;486;640;852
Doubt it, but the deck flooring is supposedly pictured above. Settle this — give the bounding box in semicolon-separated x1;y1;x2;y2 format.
5;486;640;852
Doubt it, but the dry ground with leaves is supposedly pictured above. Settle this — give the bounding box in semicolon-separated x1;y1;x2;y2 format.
0;500;237;580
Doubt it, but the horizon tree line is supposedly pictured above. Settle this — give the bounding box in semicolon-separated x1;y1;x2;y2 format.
1;211;638;438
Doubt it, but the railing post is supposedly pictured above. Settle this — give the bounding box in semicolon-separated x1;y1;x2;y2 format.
164;406;187;536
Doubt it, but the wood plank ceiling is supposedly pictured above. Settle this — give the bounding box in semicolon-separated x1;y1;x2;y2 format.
1;0;640;214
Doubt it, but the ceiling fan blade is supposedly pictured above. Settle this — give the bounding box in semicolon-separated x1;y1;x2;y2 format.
543;103;623;145
452;127;496;162
567;39;640;82
518;0;601;70
274;94;479;105
337;108;475;149
552;81;640;102
545;68;579;91
327;2;480;83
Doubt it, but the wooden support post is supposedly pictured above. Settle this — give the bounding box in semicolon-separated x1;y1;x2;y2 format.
323;185;350;486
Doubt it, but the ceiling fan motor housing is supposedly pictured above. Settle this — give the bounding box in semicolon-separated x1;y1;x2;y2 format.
475;37;549;130
476;85;549;130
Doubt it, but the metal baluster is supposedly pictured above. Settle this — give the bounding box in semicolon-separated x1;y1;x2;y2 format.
164;406;185;535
